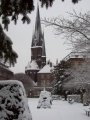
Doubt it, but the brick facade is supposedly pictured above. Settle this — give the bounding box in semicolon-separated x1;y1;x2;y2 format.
0;65;13;80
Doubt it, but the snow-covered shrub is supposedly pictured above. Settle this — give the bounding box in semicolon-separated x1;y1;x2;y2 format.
67;94;81;103
83;84;90;105
68;98;74;104
0;80;32;120
52;95;61;100
83;93;90;106
37;90;52;109
52;60;71;95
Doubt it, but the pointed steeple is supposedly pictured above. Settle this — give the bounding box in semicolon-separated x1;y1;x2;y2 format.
35;4;42;35
31;4;46;68
31;4;43;47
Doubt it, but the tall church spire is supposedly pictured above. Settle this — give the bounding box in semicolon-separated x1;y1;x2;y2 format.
31;4;43;47
35;4;42;35
31;4;46;68
25;3;46;83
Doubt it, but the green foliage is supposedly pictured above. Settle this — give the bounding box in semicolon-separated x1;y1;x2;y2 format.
0;25;18;66
62;0;80;3
72;0;80;4
52;60;71;94
0;0;34;30
0;0;81;30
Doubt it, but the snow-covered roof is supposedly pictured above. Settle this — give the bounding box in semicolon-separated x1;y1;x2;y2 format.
63;52;90;61
31;46;42;48
38;64;52;74
42;56;46;57
25;60;39;71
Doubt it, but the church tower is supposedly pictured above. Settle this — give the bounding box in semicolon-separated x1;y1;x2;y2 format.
31;4;46;68
25;5;46;82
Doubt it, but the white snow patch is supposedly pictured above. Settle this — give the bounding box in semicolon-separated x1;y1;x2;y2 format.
28;98;90;120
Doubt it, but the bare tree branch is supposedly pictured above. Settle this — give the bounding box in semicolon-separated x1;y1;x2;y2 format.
42;11;90;52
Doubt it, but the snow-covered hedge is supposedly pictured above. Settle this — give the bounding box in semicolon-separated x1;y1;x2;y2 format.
83;84;90;105
67;94;81;103
37;90;52;109
0;80;32;120
52;95;61;100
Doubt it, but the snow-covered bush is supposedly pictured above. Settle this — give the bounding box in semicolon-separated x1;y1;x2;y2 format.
67;94;81;103
37;90;52;109
52;60;71;95
68;98;74;104
0;80;32;120
83;84;90;105
52;95;61;100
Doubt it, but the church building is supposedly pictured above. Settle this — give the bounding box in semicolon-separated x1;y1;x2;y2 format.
25;5;53;97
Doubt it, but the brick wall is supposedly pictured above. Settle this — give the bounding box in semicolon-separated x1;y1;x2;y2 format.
37;73;53;87
0;66;13;80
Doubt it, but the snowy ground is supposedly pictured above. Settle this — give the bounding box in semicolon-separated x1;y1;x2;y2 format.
28;98;90;120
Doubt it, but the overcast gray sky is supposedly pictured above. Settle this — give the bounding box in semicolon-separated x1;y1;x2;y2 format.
5;0;90;73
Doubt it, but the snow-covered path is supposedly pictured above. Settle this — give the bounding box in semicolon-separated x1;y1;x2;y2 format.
28;98;90;120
